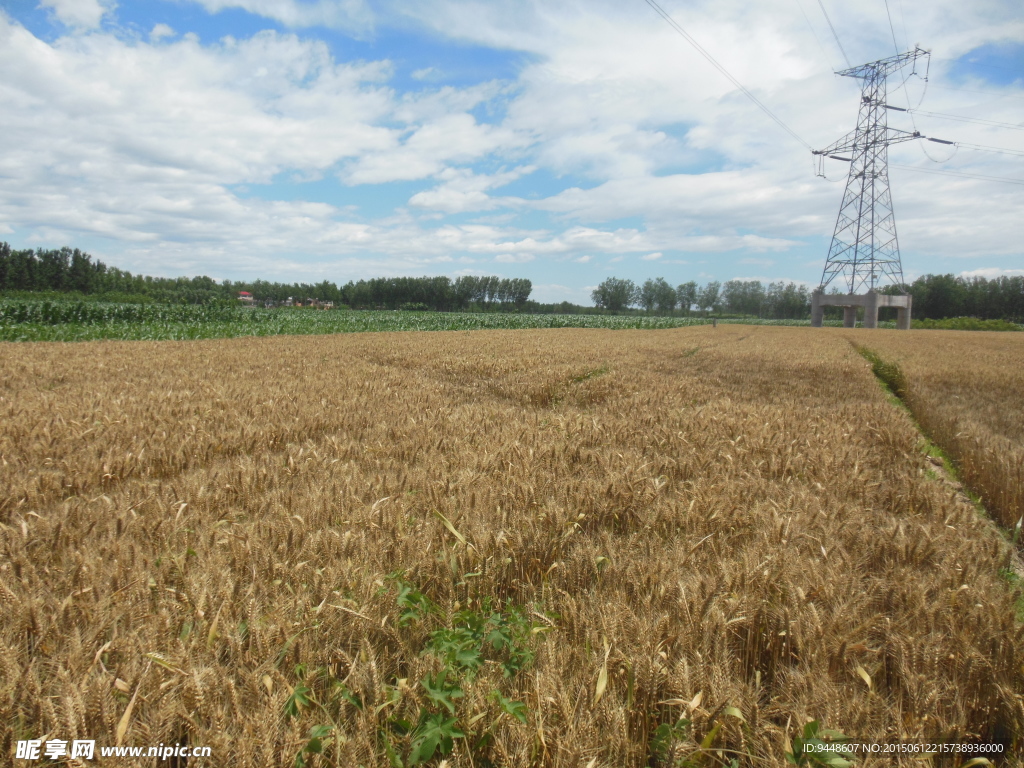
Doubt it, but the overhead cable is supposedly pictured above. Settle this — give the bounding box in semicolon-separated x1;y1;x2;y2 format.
641;0;812;150
883;0;902;60
891;164;1024;186
815;0;851;68
907;109;1024;131
896;0;910;53
883;0;916;110
954;141;1024;158
792;0;835;71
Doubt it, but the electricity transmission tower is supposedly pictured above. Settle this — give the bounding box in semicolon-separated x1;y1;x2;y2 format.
813;46;932;296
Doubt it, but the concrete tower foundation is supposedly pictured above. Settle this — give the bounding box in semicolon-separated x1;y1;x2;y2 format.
811;291;911;329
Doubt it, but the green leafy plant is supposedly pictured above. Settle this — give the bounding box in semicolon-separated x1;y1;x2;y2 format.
420;669;465;715
333;681;364;711
491;690;528;724
386;571;435;626
427;626;485;675
408;711;466;765
426;604;536;678
375;580;541;766
284;682;315;721
650;717;692;764
294;724;334;768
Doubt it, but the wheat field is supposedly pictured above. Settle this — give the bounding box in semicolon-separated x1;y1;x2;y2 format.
1;326;1022;766
856;330;1024;534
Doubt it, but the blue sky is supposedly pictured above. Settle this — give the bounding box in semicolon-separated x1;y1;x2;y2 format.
0;0;1021;302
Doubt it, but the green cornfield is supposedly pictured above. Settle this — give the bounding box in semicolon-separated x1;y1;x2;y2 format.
0;300;863;341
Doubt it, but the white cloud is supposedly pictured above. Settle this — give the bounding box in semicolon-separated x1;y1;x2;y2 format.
408;166;533;214
531;282;588;303
641;252;662;261
188;0;374;36
344;113;525;185
495;252;534;263
959;267;1024;279
0;18;404;257
38;0;112;29
150;23;175;41
389;0;1024;260
1;0;1022;289
731;275;812;286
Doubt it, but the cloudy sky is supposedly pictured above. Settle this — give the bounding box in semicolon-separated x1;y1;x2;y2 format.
0;0;1021;301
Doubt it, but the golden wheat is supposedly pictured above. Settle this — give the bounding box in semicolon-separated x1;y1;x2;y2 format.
852;329;1024;532
1;326;1022;767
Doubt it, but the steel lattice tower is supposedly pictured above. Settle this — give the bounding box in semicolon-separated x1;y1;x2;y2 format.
813;47;930;294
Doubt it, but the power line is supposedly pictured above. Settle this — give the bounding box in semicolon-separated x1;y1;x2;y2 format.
883;0;917;114
955;141;1024;158
907;109;1024;131
883;0;901;59
641;0;812;149
891;163;1024;186
917;140;958;164
640;2;1024;183
792;0;835;71
905;125;1024;159
896;106;1024;166
815;0;850;69
896;0;910;53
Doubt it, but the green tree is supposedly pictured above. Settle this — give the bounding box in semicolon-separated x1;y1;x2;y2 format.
67;249;94;293
676;281;698;315
654;277;677;313
909;274;965;319
697;281;721;314
591;277;638;312
0;241;10;290
639;278;659;313
641;277;676;313
722;279;766;316
453;276;477;310
508;278;532;308
483;275;500;308
764;281;810;319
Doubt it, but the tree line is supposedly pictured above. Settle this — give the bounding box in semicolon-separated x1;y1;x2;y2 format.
324;275;532;311
2;242;1020;320
591;277;812;319
0;243;531;311
593;274;1024;321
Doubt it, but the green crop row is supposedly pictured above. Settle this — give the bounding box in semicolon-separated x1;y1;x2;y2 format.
0;303;722;341
0;300;255;326
2;300;949;342
910;316;1023;331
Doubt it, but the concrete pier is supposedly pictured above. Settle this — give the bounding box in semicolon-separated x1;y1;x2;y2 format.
811;291;912;329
